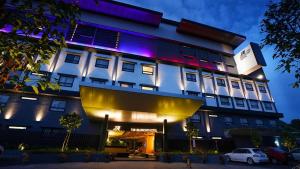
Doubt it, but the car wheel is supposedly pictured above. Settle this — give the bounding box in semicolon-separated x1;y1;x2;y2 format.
247;157;254;165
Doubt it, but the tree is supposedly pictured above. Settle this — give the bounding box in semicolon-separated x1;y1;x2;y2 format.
185;121;199;153
251;131;263;148
0;0;80;93
261;0;300;88
59;112;82;152
281;131;297;152
291;119;300;130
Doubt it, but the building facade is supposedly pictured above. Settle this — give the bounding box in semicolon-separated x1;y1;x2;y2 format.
0;0;282;153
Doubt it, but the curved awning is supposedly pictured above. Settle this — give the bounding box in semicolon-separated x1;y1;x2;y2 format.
79;84;203;123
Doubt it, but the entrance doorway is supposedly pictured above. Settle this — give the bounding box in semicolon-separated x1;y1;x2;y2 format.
105;129;156;159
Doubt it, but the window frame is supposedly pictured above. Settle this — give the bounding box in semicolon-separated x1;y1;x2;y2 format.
95;58;109;69
142;65;154;75
216;78;226;87
245;83;254;91
240;118;248;126
140;85;156;91
258;85;267;93
249;100;259;109
263;102;273;110
58;74;75;87
255;119;264;126
224;117;233;125
64;53;81;64
186;73;197;82
122;62;135;72
235;98;245;107
50;99;67;112
220;96;230;106
119;81;135;88
231;81;240;89
90;77;108;85
187;91;199;96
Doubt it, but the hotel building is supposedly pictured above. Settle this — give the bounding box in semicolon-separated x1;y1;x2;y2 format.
0;0;283;154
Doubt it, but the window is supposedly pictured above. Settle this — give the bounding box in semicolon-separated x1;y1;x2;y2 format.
259;85;267;93
245;83;254;91
240;118;248;126
216;78;226;87
269;120;276;126
120;82;134;88
224;117;233;125
250;100;259;109
0;95;9;106
142;65;154;75
263;102;273;110
90;78;107;85
190;114;201;122
220;96;230;106
186;73;197;82
255;119;264;126
122;62;135;72
231;81;240;89
50;100;66;112
187;91;199;96
95;58;109;68
58;75;75;87
65;53;80;64
141;85;155;91
235;98;245;107
233;149;244;153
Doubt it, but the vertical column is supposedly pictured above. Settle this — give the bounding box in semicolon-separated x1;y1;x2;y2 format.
253;80;264;111
49;49;61;73
98;114;109;151
240;77;250;110
162;119;168;152
198;69;205;93
211;73;219;107
112;55;119;86
155;61;159;88
225;74;235;109
179;66;185;94
81;51;92;81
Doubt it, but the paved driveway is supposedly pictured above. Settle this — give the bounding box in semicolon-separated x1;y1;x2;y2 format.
0;162;294;169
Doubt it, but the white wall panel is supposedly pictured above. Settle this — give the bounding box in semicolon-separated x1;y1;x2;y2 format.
157;63;181;94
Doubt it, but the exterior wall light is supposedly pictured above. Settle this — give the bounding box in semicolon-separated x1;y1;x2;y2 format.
8;126;27;130
21;97;37;101
257;74;264;79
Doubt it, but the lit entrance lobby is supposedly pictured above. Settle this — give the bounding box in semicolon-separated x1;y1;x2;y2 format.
79;84;203;157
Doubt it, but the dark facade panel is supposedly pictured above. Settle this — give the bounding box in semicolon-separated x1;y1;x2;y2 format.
177;19;246;49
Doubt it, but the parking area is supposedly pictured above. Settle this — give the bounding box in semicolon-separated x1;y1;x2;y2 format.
0;161;296;169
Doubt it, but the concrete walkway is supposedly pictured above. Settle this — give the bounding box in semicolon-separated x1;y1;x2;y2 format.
0;162;292;169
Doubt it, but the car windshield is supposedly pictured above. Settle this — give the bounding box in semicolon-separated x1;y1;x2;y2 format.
252;148;263;153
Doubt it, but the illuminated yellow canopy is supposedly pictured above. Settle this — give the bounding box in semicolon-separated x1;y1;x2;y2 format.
79;85;203;123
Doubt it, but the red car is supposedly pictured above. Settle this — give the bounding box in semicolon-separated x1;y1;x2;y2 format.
265;147;288;164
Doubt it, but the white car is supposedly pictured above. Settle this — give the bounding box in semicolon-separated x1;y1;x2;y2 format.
290;148;300;161
225;148;269;165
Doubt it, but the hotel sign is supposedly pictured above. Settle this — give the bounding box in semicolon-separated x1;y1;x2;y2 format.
234;42;266;75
